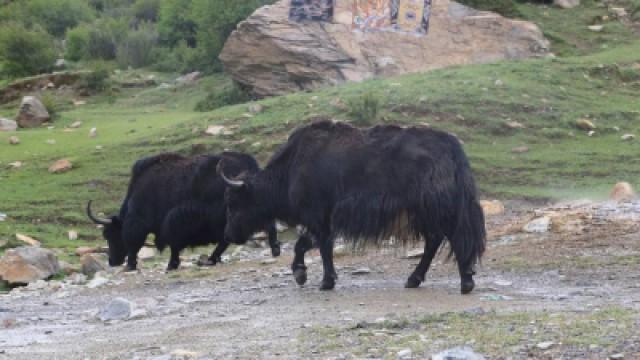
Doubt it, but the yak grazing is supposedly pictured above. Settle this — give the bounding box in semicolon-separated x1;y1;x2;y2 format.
218;120;486;294
87;151;280;271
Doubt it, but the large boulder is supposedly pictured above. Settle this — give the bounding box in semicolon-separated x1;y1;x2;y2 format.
16;96;50;128
220;0;550;97
0;246;60;285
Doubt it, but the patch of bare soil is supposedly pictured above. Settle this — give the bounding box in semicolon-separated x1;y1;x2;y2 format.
1;201;639;359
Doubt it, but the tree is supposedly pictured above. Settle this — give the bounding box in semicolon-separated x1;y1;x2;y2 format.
0;22;56;77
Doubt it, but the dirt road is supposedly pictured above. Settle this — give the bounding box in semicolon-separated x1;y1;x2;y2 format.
1;201;639;359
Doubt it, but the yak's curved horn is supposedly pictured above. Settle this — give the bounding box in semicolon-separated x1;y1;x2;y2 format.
216;160;245;188
86;200;113;225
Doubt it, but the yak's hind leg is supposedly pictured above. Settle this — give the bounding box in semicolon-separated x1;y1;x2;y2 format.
122;218;149;272
291;232;313;286
317;234;338;291
266;222;281;257
198;241;229;267
405;233;444;288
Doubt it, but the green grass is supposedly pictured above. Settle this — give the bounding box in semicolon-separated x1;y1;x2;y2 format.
0;14;639;257
303;307;639;358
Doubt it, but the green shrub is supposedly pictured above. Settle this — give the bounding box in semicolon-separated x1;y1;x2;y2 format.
0;0;96;37
41;94;59;120
116;22;158;68
347;92;381;125
65;24;91;61
195;82;250;111
0;23;56;77
87;18;129;60
151;41;202;73
158;0;197;47
134;0;160;21
79;62;112;93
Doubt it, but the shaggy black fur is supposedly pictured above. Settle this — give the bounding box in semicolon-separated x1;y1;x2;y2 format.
87;151;281;271
220;120;486;294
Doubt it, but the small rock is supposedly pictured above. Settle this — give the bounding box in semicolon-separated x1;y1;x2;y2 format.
16;233;41;247
68;230;78;241
9;161;23;169
68;273;87;285
75;246;99;256
352;267;371;275
536;341;554;350
9;136;20;145
46;139;56;145
261;258;277;265
575;118;596;130
397;349;412;359
494;79;503;86
480;200;505;216
80;254;107;276
99;297;133;321
588;130;595;137
138;247;156;260
523;216;551;233
48;159;73;174
494;279;512;287
588;25;603;32
554;0;579;8
432;346;485;360
504;121;525;129
0;213;6;222
609;353;624;359
205;125;232;136
87;275;109;289
58;260;78;275
69;121;82;129
331;98;348;111
610;182;635;202
609;7;627;17
248;103;265;114
405;249;424;259
175;71;202;85
170;349;200;359
72;100;86;106
621;134;635;141
0;246;60;285
511;146;529;154
89;128;97;138
0;118;18;132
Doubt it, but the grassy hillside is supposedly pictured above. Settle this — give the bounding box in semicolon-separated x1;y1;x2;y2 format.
1;0;639;259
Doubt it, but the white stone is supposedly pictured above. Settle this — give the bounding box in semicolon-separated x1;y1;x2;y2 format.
536;341;554;350
588;25;604;32
554;0;580;9
523;217;551;233
397;349;412;359
0;117;18;132
432;347;486;360
99;297;133;321
89;128;97;138
87;275;109;289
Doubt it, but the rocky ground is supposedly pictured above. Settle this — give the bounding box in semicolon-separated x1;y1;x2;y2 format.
1;200;639;360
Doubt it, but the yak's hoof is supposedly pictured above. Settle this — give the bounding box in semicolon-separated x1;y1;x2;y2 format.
319;278;336;291
405;275;422;289
293;268;307;286
197;258;218;267
461;278;475;295
271;246;281;257
124;264;137;272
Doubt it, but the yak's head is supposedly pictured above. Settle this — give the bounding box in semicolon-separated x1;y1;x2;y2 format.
86;201;126;266
218;161;271;245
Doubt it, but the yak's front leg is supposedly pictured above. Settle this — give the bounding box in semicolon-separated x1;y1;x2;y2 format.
317;234;338;291
122;218;148;272
291;232;313;286
266;221;281;257
198;241;230;267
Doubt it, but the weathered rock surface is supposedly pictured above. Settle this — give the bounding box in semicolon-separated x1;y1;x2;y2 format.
220;0;549;97
0;246;60;285
48;159;73;173
0;71;88;104
80;254;107;276
0;117;17;132
176;71;202;85
16;96;50;128
99;297;133;321
554;0;580;9
610;182;635;202
432;346;486;360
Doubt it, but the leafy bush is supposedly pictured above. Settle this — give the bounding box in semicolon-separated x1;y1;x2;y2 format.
0;0;96;37
0;23;56;77
158;0;197;47
41;94;59;120
195;82;250;111
134;0;160;21
65;24;91;61
116;22;158;68
347;92;381;125
151;41;202;73
87;18;129;60
79;62;112;93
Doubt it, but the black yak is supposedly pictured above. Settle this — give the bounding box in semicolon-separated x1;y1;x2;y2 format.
87;152;281;271
218;120;486;294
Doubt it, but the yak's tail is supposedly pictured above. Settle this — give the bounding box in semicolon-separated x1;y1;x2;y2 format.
448;147;486;268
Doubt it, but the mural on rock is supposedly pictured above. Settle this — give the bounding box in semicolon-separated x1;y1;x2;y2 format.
391;0;432;34
289;0;335;21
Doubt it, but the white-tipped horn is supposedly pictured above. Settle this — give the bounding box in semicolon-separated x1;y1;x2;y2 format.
87;200;113;225
216;160;245;188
